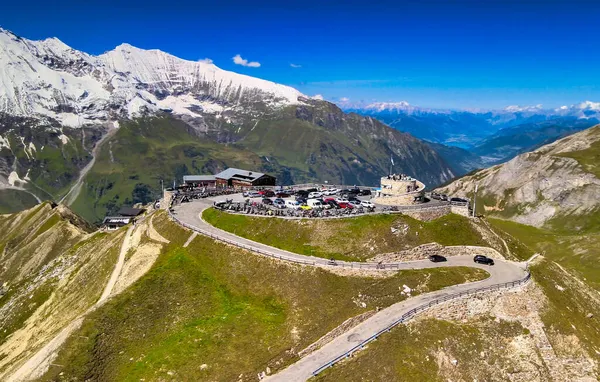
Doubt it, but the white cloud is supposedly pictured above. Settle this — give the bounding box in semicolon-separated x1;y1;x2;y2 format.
340;97;350;102
232;54;261;68
198;58;213;64
312;94;324;100
290;63;302;68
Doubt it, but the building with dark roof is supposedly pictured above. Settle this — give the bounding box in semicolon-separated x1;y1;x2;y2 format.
182;175;217;187
214;168;276;187
102;216;133;231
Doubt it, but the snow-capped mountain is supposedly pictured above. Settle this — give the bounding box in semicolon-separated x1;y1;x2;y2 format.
0;28;304;127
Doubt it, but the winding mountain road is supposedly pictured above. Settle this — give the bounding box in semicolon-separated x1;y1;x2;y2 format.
171;199;530;381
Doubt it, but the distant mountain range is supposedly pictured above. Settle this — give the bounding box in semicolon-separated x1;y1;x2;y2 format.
342;100;600;163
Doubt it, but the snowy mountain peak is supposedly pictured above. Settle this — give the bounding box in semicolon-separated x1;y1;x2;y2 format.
0;28;305;127
503;104;544;113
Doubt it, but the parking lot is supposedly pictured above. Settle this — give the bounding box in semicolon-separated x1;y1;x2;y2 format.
208;187;454;218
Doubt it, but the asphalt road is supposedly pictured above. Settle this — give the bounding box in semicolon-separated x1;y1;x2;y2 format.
171;199;529;382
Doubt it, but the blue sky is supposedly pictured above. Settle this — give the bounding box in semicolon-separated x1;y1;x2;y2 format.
1;0;599;109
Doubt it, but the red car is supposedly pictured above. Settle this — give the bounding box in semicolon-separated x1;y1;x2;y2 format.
258;190;275;197
338;201;354;209
323;197;336;203
276;192;291;198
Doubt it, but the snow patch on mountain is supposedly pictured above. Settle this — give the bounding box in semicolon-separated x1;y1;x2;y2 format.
0;28;305;128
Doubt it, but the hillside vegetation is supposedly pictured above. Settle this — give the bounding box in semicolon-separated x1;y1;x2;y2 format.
38;212;487;381
203;209;490;261
0;203;124;378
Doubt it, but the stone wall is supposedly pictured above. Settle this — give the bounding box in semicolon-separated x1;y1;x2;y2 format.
402;205;452;221
451;205;471;217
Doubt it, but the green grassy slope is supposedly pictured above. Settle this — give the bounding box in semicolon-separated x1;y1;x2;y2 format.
39;212;487;382
203;209;489;261
70;117;265;223
0;189;38;214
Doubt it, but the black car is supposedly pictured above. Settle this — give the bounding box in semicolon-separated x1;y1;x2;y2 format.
296;196;307;204
262;198;273;205
295;190;309;197
429;254;447;262
474;255;494;265
450;197;468;203
359;189;372;196
326;200;340;209
305;188;318;193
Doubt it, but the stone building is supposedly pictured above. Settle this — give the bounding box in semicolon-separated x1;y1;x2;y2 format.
373;174;425;205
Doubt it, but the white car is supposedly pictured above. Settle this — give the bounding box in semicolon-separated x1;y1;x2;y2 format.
308;191;323;199
336;196;349;203
248;191;261;198
285;200;301;210
360;200;375;208
348;200;362;207
307;199;325;209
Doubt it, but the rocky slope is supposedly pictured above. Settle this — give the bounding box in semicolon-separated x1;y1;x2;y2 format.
436;125;600;228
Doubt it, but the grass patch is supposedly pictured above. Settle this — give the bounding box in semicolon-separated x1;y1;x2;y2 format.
40;218;487;382
488;218;600;290
0;189;39;214
555;126;600;178
530;260;600;362
203;208;489;261
314;317;528;382
30;213;61;241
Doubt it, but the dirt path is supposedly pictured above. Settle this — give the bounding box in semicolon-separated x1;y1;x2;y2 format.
7;225;134;381
60;127;118;206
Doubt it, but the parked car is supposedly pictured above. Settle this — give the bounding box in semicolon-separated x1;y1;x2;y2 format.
359;189;372;196
295;190;309;198
307;199;325;209
300;204;312;211
429;254;447;262
242;191;250;197
474;255;494;265
306;188;318;193
323;197;336;203
336;196;349;203
326;200;340;209
262;198;273;205
286;200;301;210
296;196;307;204
338;201;354;209
360;200;375;208
248;191;262;198
348;200;362;207
273;198;286;208
276;192;291;198
308;191;323;199
259;190;275;197
451;197;468;203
